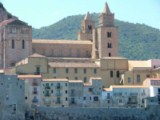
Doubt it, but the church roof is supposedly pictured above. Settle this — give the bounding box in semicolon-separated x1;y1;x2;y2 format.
0;18;28;27
32;39;92;45
103;2;111;14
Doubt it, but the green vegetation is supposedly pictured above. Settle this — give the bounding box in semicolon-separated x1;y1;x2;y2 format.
32;13;160;60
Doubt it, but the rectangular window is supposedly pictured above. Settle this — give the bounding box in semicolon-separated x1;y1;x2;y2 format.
74;68;78;74
116;71;120;78
22;40;25;49
94;69;97;74
53;68;56;73
12;39;14;49
128;77;131;83
66;68;69;73
84;68;87;74
83;77;87;83
110;71;113;78
36;67;40;75
107;32;112;38
137;75;141;83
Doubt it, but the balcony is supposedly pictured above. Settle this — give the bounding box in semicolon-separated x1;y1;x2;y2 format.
32;91;38;95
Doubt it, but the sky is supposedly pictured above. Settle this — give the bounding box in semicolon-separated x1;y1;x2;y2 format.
1;0;160;29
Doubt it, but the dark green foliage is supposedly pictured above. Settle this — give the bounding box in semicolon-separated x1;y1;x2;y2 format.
32;13;160;60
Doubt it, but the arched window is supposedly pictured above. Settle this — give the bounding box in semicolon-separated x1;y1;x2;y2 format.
108;43;112;48
22;40;25;49
12;39;14;49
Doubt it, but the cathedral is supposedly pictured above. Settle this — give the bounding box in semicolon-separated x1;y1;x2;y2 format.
0;3;118;68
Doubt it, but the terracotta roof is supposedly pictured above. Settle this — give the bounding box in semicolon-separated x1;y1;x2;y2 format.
29;53;46;58
48;62;99;68
18;75;42;79
32;39;92;45
42;78;68;82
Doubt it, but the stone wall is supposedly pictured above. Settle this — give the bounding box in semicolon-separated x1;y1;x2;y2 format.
35;106;160;120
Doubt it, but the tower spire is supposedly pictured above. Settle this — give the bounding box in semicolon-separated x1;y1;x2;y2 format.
84;12;92;20
103;2;111;14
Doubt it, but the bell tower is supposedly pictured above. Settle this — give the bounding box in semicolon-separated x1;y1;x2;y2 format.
93;3;118;58
78;12;95;41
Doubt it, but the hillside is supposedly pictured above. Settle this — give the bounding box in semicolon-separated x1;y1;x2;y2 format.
32;13;160;60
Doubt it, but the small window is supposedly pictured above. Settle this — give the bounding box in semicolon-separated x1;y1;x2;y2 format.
12;39;14;49
110;71;113;78
128;77;131;83
74;68;78;74
146;74;150;78
65;97;68;101
83;77;87;83
88;25;92;30
88;88;93;92
65;90;68;94
116;71;120;78
107;43;112;48
94;69;97;74
36;67;40;75
83;97;86;100
75;77;78;80
84;68;87;74
109;53;111;57
107;32;112;38
137;75;141;83
66;68;69;73
93;96;99;101
22;40;25;49
53;68;56;73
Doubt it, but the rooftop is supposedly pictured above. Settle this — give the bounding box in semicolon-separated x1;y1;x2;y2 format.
43;78;68;82
18;75;42;79
48;62;99;68
32;39;92;45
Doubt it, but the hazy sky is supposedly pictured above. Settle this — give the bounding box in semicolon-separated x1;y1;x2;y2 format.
1;0;160;29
